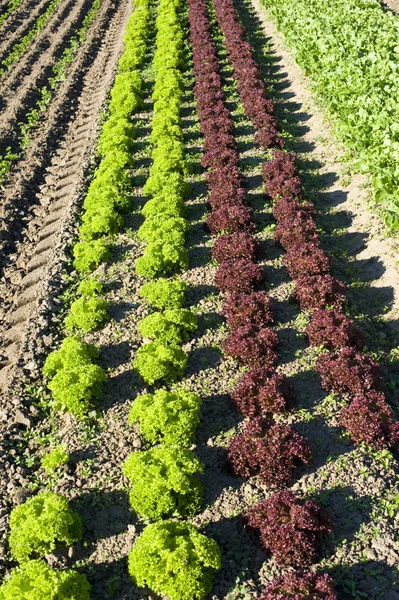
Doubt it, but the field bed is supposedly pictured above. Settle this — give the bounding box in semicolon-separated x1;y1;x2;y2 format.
1;0;399;599
0;0;131;387
0;0;51;58
0;0;99;141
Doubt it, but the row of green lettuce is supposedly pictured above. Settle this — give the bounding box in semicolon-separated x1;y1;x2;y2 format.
262;0;399;231
1;0;222;598
0;0;151;597
124;0;221;596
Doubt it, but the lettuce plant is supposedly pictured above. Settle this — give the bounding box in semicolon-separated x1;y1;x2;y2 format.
223;325;278;368
138;216;188;244
65;296;109;333
138;309;197;344
141;194;185;219
135;239;188;278
228;417;312;486
77;277;103;297
9;493;82;563
259;570;338;600
206;204;254;234
43;337;106;417
79;204;122;241
284;242;330;279
208;179;246;210
316;347;383;396
273;197;316;222
73;239;110;273
232;367;291;417
211;231;258;263
215;258;264;294
123;446;203;519
262;150;302;201
247;490;333;566
222;291;273;330
98;117;136;156
129;388;201;446
306;309;364;350
139;278;187;309
143;167;187;198
340;391;399;451
0;560;91;600
275;213;319;250
128;520;221;600
133;342;187;384
84;181;130;214
291;274;346;311
41;446;69;474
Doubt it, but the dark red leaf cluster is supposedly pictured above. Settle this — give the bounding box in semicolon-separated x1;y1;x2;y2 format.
275;213;320;250
208;182;247;210
223;325;278;367
262;151;303;201
284;242;331;279
222;292;273;329
247;490;333;566
340;391;399;451
231;367;291;417
214;259;264;294
188;0;248;243
227;417;312;486
316;347;383;396
291;275;346;311
211;232;258;263
259;571;338;600
212;0;283;149
306;309;364;350
273;197;316;222
206;204;254;235
189;0;313;534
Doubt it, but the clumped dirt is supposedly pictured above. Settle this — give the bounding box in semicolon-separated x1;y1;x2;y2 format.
1;0;399;599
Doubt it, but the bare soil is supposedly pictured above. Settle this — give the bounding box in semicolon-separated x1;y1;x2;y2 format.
381;0;399;13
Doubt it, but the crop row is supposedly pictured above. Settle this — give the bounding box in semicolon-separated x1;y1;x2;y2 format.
0;0;23;27
262;0;399;232
0;0;102;183
126;0;221;596
188;0;341;596
0;0;151;596
0;0;64;76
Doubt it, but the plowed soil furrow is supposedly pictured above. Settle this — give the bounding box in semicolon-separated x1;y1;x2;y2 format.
0;0;51;61
0;0;132;393
0;0;99;149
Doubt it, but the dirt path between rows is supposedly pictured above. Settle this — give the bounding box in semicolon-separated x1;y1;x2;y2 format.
0;0;131;394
